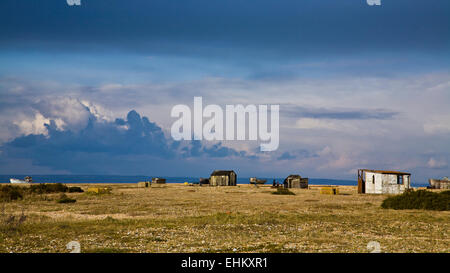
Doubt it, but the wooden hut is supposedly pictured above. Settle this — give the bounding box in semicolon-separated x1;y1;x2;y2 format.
284;174;308;189
210;170;237;186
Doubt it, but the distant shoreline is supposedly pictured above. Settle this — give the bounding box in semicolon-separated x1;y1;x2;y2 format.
0;174;429;187
0;182;430;189
0;175;430;187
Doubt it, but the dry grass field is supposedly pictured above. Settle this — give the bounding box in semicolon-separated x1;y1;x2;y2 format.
0;183;448;253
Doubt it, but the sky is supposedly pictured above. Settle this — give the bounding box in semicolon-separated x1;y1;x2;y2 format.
0;0;449;183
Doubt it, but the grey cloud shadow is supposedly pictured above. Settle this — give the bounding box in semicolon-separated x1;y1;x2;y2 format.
282;105;399;120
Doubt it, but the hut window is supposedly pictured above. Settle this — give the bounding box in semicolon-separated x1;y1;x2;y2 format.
372;175;375;184
398;175;403;185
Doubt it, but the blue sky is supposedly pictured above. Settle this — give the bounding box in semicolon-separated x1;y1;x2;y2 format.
0;0;449;182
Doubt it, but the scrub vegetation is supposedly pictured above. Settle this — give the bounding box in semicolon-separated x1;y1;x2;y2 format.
0;184;83;202
381;190;450;211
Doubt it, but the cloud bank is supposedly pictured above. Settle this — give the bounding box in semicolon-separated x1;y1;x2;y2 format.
0;98;248;174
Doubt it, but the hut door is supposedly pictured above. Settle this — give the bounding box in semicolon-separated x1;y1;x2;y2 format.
358;170;365;194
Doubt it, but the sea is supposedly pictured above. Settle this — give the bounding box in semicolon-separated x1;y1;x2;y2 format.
0;175;430;187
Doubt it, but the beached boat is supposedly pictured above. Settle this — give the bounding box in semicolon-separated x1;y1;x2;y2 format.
199;178;210;185
152;177;166;184
249;177;267;185
429;177;450;189
10;176;33;184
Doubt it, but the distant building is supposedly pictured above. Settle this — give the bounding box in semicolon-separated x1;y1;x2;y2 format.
284;174;308;189
210;170;237;186
358;169;411;194
428;177;450;189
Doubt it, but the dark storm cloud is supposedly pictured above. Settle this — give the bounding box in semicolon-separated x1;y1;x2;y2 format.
2;108;173;160
0;0;448;58
181;141;245;158
0;107;244;173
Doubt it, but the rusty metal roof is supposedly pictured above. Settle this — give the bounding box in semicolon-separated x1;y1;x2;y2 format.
359;169;411;175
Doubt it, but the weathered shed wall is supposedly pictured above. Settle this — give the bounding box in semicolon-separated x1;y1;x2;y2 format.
284;175;308;189
364;172;410;194
210;175;229;186
210;171;236;186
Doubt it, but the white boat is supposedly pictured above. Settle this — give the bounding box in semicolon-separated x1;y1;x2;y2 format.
10;176;33;184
